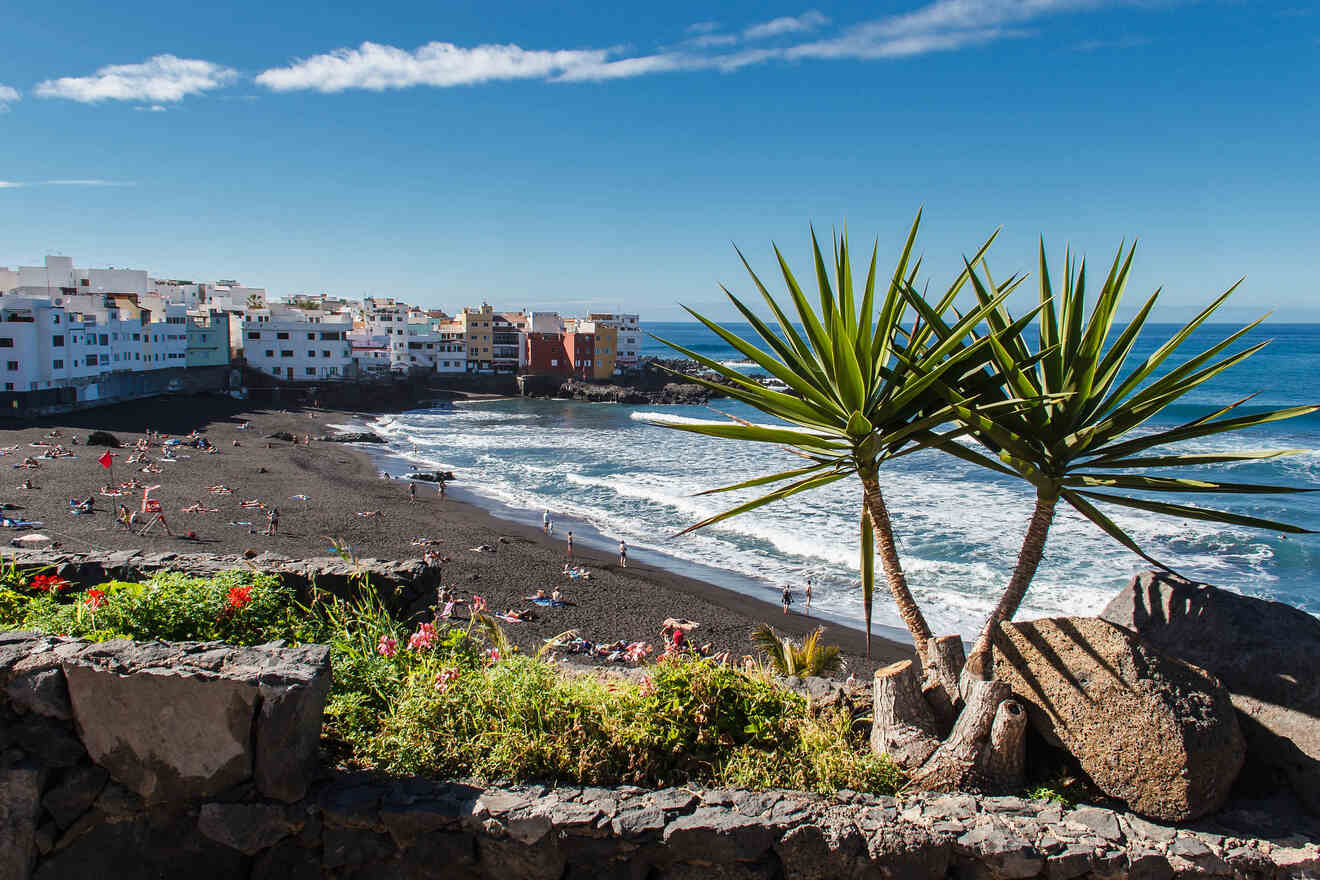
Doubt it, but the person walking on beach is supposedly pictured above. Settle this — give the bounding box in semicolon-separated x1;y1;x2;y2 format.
437;477;446;500
804;578;813;617
409;481;417;503
618;539;628;568
566;531;574;558
265;506;279;536
781;584;792;614
543;509;551;534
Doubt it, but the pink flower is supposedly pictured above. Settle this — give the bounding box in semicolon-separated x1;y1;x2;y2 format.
408;622;437;653
376;635;398;658
433;667;460;693
639;677;655;697
483;647;500;667
83;589;107;611
470;595;487;613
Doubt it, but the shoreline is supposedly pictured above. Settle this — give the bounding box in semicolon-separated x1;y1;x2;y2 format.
8;394;915;675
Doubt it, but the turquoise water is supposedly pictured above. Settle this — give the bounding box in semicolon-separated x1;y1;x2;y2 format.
368;322;1319;637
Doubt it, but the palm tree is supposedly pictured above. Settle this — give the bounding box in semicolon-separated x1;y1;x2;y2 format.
915;241;1318;677
650;215;1023;659
751;624;843;677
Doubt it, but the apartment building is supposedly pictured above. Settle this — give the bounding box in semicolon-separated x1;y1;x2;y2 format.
564;318;618;379
243;305;354;381
587;313;641;367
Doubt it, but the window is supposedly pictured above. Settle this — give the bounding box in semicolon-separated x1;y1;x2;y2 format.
133;333;141;341
550;359;558;367
3;383;10;391
307;350;316;358
328;367;338;376
276;332;289;340
265;349;274;358
322;350;330;358
307;332;316;340
52;335;64;346
53;314;60;324
247;331;260;340
53;359;63;369
87;354;98;366
5;361;16;371
280;350;293;358
0;339;10;348
99;334;108;346
305;367;316;376
320;331;341;340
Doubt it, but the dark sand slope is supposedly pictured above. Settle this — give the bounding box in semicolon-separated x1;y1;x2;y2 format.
5;397;913;675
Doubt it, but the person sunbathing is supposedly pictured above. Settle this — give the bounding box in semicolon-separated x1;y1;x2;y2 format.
206;485;233;494
181;503;220;513
239;499;264;508
17;479;35;490
524;589;549;601
356;510;385;519
17;458;40;469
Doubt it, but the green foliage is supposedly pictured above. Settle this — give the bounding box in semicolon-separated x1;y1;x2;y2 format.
750;624;843;677
925;241;1318;563
0;568;297;644
366;653;899;794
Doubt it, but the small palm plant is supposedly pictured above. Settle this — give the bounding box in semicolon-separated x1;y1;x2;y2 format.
650;215;1028;658
751;624;843;677
916;241;1318;676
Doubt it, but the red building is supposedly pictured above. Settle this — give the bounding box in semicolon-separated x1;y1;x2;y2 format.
523;331;594;379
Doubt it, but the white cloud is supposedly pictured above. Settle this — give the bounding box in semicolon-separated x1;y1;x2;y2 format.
256;41;614;92
0;180;133;189
743;10;830;40
34;55;238;103
256;1;1127;92
0;85;19;110
134;104;169;112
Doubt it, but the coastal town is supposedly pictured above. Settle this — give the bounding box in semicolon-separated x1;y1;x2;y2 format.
0;254;642;416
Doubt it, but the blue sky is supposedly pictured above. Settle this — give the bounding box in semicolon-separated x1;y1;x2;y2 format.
1;1;1317;322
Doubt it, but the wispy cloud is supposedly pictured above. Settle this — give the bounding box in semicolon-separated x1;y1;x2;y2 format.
35;55;238;103
134;104;169;112
0;180;135;189
685;21;722;35
0;85;19;111
255;0;1127;91
256;42;613;92
1075;34;1150;50
743;10;830;40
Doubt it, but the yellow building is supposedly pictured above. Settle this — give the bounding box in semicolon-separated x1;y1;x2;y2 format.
592;323;617;380
458;303;494;371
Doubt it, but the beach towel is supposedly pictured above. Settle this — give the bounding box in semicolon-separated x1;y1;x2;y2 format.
1;518;42;529
530;598;565;607
229;521;252;527
11;533;51;544
494;614;526;623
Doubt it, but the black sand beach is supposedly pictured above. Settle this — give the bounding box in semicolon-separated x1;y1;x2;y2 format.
3;395;913;675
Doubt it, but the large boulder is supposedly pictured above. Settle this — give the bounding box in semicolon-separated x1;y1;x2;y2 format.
1101;570;1320;813
991;617;1244;822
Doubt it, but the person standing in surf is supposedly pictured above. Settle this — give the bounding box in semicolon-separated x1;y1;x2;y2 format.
804;578;813;617
566;531;574;558
781;584;792;614
543;509;551;534
618;539;628;568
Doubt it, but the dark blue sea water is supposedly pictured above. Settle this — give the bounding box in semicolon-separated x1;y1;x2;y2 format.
364;322;1319;638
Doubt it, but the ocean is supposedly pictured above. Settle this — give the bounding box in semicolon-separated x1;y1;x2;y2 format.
366;322;1319;640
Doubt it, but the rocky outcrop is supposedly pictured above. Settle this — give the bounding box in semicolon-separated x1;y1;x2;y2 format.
315;431;386;443
1102;570;1320;814
554;379;717;405
2;631;1316;879
991;617;1245;822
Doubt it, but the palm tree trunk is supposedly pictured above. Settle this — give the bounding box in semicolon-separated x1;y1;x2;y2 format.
964;492;1058;680
860;476;932;660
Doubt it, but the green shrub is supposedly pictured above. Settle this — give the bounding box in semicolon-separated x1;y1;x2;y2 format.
0;569;297;644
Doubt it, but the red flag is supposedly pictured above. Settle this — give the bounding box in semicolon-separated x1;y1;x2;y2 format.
98;451;114;469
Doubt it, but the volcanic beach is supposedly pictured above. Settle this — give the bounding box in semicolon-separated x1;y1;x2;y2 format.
2;395;911;674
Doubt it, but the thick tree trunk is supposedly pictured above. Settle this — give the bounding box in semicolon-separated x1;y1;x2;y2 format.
963;492;1058;684
922;635;966;733
859;476;932;661
870;660;940;770
906;679;1025;793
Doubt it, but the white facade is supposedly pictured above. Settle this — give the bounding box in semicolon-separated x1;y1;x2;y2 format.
242;305;353;381
588;313;642;366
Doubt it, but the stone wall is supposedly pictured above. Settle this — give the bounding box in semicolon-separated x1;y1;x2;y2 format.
3;631;1318;879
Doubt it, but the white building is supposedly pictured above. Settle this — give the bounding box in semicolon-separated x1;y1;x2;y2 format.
587;313;642;367
242;305;354;381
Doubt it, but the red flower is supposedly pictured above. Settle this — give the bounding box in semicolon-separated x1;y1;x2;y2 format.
83;589;107;611
30;574;70;593
226;586;253;611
